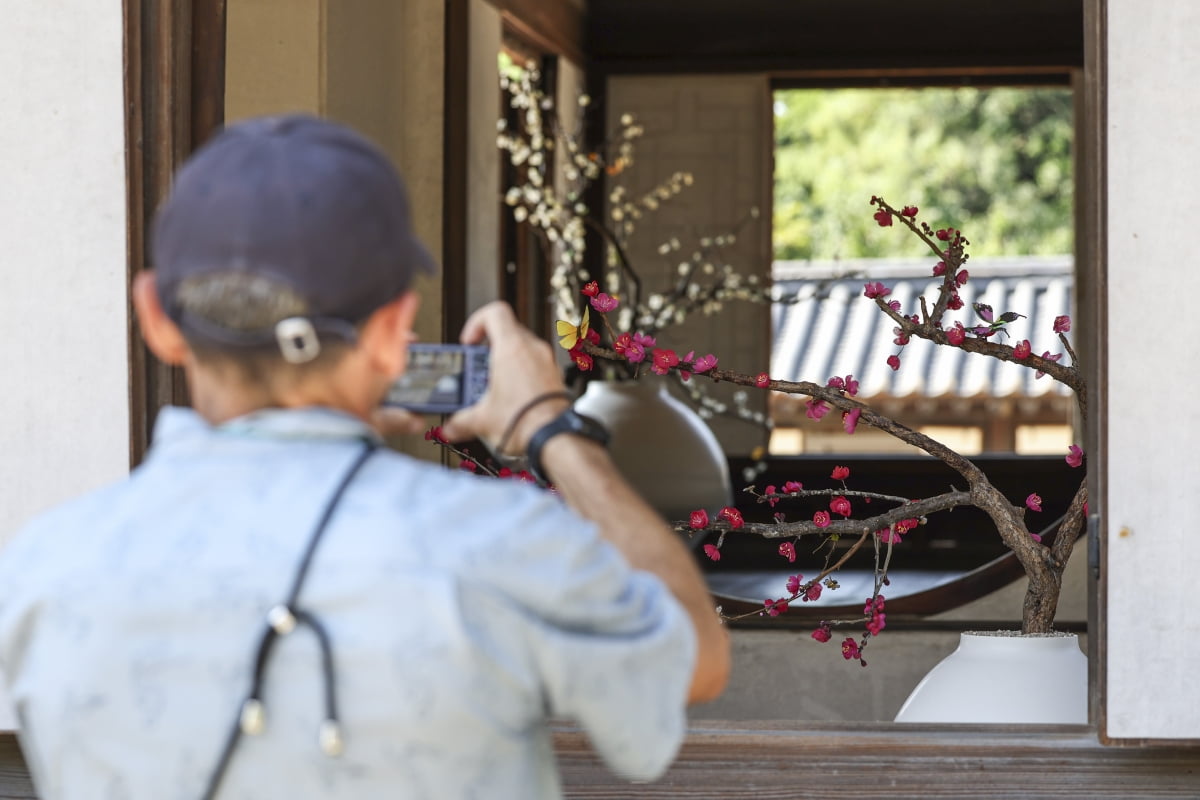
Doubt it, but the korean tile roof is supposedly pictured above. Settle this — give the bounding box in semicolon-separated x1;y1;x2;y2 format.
770;256;1074;399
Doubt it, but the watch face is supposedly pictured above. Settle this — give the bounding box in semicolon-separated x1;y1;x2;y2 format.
568;410;609;444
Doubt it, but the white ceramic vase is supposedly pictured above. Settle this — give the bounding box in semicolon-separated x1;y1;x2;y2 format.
894;631;1088;724
573;378;733;520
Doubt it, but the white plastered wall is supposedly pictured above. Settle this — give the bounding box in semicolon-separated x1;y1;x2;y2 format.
0;0;130;730
0;6;130;539
1104;0;1200;740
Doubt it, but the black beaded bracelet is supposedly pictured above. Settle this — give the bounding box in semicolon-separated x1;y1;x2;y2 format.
494;391;574;460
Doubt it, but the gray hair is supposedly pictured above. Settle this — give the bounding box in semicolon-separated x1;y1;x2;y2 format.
174;272;309;331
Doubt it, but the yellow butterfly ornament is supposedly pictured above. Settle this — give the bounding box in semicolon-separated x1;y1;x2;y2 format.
556;306;590;350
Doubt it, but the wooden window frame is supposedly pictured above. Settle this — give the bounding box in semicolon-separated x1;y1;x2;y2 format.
125;0;227;465
0;0;1177;797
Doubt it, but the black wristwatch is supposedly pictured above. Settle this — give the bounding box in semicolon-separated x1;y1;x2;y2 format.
525;407;609;484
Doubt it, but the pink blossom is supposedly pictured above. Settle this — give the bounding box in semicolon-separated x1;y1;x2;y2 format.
571;349;593;371
755;372;771;388
830;496;852;517
581;280;599;297
826;376;845;390
946;293;964;311
841;638;861;660
763;485;780;507
932;260;947;276
935;228;952;241
1053;315;1072;333
691;353;718;373
689;509;709;529
613;332;633;356
1035;351;1063;379
1026;493;1043;512
1014;339;1032;360
866;612;887;636
786;574;802;594
1066;445;1084;468
894;518;919;535
842;407;861;434
459;458;477;472
805;398;831;420
633;332;656;348
873;209;893;227
813;510;831;528
831;466;850;480
651;348;679;375
955;269;969;287
679;351;694;382
887;354;901;371
703;544;721;562
424;425;447;443
843;375;860;396
863;282;891;299
782;480;803;493
1030;531;1044;544
812;626;832;643
763;598;788;617
805;583;823;602
901;205;919;217
887;299;902;312
946;322;966;345
778;541;796;563
893;327;910;346
719;506;744;529
876;527;902;544
589;293;619;312
624;341;646;363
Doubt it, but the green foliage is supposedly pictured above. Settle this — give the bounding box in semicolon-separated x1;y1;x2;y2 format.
774;87;1074;260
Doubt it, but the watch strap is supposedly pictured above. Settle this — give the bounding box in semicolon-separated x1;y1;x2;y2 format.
525;407;609;484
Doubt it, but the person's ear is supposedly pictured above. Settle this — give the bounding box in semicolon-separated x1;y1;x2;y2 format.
359;290;421;378
132;271;191;366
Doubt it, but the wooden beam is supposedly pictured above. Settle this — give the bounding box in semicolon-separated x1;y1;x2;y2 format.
1080;0;1109;745
587;0;1083;77
189;0;227;150
484;0;583;65
442;0;470;341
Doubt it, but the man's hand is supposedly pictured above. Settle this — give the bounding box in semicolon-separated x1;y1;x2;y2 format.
369;406;428;438
442;302;570;457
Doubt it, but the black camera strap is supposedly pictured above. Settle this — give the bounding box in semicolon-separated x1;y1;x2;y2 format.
200;439;378;800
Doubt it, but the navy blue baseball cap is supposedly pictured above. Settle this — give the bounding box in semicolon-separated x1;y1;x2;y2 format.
151;114;436;361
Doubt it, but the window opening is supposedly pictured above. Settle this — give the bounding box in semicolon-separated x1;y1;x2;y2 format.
770;86;1075;457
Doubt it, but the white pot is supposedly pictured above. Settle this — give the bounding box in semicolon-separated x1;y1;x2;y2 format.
574;378;732;520
894;631;1088;724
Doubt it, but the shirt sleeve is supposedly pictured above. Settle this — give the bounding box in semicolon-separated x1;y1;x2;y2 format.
454;486;697;781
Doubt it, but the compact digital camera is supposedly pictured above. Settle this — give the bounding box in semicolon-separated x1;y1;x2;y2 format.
384;343;490;414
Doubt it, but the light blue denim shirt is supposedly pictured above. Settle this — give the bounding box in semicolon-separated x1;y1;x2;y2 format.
0;407;695;799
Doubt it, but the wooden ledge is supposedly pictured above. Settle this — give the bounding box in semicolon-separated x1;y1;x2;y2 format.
2;724;1197;798
553;721;1200;798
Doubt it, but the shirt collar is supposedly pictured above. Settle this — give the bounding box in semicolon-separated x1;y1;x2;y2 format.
153;406;382;447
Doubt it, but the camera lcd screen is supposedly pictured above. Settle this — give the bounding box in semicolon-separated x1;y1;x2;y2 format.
388;349;465;409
